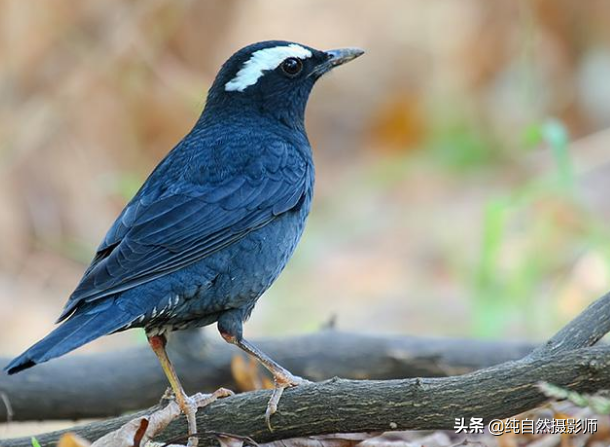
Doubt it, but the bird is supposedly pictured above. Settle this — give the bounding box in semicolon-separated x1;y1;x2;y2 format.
5;40;363;443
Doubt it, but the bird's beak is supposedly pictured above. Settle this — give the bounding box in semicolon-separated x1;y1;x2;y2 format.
325;47;365;68
312;47;365;77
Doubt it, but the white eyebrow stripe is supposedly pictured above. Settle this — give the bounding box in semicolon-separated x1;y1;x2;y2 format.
225;44;313;92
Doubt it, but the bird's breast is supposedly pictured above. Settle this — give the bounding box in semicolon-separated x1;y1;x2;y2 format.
135;194;312;335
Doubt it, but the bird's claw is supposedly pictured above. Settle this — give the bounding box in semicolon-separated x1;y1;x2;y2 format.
265;372;311;431
211;387;235;399
160;386;175;403
265;386;284;431
178;389;234;447
182;395;199;447
275;371;310;387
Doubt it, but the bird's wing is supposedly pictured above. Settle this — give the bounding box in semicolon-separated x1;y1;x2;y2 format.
58;142;310;322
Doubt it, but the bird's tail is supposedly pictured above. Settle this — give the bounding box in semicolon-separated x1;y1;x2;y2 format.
4;304;135;375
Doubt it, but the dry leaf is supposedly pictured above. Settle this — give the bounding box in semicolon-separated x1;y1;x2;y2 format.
58;433;91;447
231;354;265;391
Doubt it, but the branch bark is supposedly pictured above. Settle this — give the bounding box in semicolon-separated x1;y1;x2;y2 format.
4;347;610;447
2;291;610;447
0;330;535;421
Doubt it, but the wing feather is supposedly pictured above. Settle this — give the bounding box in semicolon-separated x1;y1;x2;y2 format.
57;140;311;322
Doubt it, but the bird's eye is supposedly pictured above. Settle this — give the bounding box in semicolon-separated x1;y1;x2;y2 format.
280;58;303;76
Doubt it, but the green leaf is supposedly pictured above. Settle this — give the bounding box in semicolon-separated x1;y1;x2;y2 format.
31;437;42;447
522;122;543;148
539;382;610;414
477;198;509;290
541;118;573;188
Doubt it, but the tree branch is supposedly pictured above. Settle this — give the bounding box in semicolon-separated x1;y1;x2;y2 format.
3;346;610;447
0;330;535;421
529;290;610;358
3;291;610;447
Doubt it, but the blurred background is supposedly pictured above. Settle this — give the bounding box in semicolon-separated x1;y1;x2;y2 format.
3;0;610;366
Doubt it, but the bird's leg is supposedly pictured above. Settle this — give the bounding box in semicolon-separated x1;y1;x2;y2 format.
218;313;309;430
148;334;199;447
231;336;305;385
233;336;309;428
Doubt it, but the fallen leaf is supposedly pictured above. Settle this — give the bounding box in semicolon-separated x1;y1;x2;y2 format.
231;354;266;391
58;433;91;447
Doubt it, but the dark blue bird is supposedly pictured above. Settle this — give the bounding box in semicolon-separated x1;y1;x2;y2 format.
5;40;363;441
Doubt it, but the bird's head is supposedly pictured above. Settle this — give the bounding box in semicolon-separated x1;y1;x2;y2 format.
202;40;364;129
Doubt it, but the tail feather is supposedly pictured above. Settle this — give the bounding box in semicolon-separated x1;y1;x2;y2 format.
5;306;135;375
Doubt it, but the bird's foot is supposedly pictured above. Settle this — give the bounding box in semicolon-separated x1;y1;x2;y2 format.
92;388;234;447
182;394;199;447
175;388;234;447
265;370;311;431
160;386;175;402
